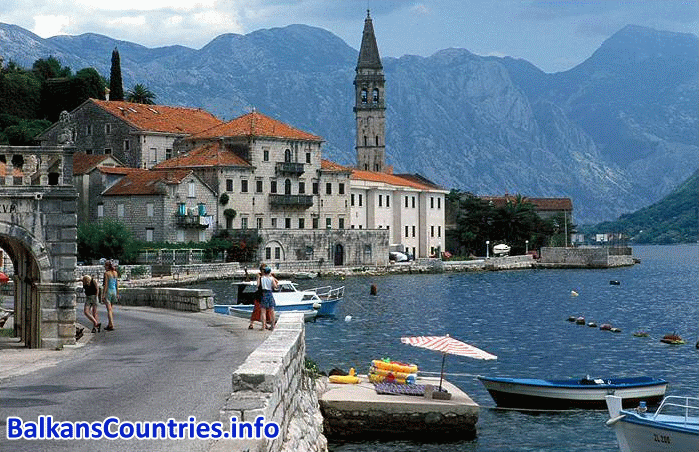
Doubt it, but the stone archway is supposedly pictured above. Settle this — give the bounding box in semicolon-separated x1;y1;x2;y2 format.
0;221;67;349
0;144;79;349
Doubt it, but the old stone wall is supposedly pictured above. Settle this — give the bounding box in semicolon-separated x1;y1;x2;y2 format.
76;286;214;312
214;313;326;452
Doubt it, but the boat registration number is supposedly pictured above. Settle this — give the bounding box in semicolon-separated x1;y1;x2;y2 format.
653;433;671;444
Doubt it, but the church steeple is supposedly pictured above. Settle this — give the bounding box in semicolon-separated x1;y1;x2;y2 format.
357;9;383;71
354;10;386;173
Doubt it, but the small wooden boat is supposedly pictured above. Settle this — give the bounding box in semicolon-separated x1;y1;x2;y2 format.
478;376;667;410
660;333;685;344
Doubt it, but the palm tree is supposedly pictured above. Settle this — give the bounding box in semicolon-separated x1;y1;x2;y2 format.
126;84;156;104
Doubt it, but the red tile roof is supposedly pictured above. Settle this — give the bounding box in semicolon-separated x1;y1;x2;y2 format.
481;195;573;211
188;111;323;142
153;142;251;169
98;167;140;176
102;169;193;196
321;159;352;172
90;99;222;134
350;168;444;191
73;152;119;175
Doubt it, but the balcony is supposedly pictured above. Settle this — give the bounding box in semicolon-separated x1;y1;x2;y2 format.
275;162;305;175
269;194;313;208
175;214;212;229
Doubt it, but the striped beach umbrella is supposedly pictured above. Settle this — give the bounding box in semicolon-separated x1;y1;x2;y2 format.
401;334;497;391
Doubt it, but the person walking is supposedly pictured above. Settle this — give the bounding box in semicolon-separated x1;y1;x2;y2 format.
82;275;100;333
259;266;278;331
101;260;118;331
248;263;266;330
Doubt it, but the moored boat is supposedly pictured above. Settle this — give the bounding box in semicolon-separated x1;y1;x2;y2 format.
214;280;344;318
225;304;318;322
478;376;667;410
605;394;699;452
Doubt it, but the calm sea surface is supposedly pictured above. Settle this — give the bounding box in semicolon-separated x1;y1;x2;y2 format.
193;244;698;451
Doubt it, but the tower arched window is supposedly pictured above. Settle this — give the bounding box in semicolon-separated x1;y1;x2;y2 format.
284;149;292;162
363;136;368;146
372;88;379;103
285;179;292;195
361;89;368;103
375;135;379;146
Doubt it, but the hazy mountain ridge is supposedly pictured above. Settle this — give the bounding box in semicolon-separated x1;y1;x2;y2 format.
0;22;696;223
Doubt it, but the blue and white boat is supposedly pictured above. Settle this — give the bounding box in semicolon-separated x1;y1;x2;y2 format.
214;280;344;318
478;376;667;410
605;394;699;452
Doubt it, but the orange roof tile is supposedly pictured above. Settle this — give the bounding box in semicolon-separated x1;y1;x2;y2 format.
351;168;444;191
153;142;251;169
90;99;222;134
321;159;352;172
73;152;118;175
102;169;194;196
98;167;140;176
188;111;322;142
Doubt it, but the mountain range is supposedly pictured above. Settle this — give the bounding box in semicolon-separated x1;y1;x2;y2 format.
0;22;696;224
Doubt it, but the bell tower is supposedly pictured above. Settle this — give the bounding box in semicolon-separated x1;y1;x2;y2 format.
354;10;386;172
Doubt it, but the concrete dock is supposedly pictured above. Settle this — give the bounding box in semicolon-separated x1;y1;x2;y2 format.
319;376;480;440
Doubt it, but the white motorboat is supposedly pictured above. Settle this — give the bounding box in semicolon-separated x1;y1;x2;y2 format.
605;394;699;452
214;280;344;317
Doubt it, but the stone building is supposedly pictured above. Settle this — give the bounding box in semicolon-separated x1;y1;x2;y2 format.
155;111;388;266
347;11;448;258
101;169;216;243
72;152;125;225
38;99;222;169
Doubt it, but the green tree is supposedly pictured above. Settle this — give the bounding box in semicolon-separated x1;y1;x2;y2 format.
126;83;155;104
3;118;51;145
109;48;124;101
78;219;138;263
0;64;42;119
32;57;71;81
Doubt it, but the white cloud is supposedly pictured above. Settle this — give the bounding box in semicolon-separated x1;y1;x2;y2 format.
72;0;217;12
108;15;147;27
32;14;70;38
194;10;234;26
410;4;430;15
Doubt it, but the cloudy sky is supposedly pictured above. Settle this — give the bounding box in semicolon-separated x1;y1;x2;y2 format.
1;0;697;73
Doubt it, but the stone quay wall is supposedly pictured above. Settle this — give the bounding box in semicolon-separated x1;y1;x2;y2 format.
117;287;214;312
75;286;214;312
538;247;635;268
214;313;327;452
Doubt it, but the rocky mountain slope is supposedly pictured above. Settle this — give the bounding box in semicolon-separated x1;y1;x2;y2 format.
0;22;696;223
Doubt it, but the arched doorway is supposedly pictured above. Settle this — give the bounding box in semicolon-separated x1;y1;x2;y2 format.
0;222;56;349
334;244;344;266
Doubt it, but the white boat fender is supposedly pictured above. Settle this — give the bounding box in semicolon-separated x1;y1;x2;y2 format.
605;414;626;426
344;315;352;322
312;302;321;310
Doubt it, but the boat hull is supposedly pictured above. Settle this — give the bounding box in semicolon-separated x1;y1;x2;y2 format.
479;376;667;410
606;395;699;452
225;305;318;322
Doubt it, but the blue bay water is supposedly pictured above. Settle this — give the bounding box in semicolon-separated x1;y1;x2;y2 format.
194;244;698;451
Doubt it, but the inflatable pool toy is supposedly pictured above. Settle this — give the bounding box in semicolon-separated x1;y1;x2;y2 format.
368;372;416;385
372;360;418;374
370;366;417;381
329;367;360;384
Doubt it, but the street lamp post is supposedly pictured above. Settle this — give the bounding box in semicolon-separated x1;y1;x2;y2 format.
486;240;490;259
525;240;529;255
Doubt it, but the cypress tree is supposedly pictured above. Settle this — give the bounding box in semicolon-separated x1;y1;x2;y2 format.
109;48;124;101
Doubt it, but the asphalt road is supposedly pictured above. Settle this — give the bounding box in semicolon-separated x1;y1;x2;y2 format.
0;305;268;451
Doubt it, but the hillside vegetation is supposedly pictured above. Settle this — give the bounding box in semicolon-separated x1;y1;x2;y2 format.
592;170;698;244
